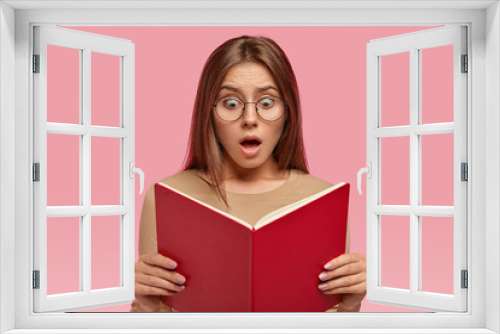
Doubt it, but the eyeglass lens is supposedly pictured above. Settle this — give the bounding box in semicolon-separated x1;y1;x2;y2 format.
215;96;285;121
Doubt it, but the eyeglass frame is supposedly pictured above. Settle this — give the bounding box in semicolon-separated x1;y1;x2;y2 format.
213;95;288;122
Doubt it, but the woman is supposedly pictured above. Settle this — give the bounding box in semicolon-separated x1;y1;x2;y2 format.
131;36;366;312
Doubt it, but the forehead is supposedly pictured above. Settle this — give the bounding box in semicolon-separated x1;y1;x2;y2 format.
222;62;276;85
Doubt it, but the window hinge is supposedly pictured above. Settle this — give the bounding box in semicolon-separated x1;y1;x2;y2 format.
33;54;40;73
461;270;468;289
33;270;40;289
461;54;468;73
33;163;40;182
461;162;468;181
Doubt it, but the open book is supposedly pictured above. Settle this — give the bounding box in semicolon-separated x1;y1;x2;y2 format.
155;181;350;312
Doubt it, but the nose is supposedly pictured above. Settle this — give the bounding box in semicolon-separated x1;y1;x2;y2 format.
242;102;259;126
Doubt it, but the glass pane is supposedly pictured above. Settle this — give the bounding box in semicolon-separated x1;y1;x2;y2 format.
91;52;121;127
91;216;121;290
421;45;454;124
381;136;410;205
381;215;410;290
91;137;121;205
47;45;80;124
47;217;80;295
381;52;410;127
421;216;454;295
75;304;131;313
421;133;454;206
47;134;79;206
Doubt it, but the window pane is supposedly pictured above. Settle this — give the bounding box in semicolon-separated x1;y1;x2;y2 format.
421;216;454;295
381;52;410;127
91;52;120;127
381;136;410;205
381;215;410;290
47;134;80;206
75;303;131;313
421;45;454;124
47;45;80;124
91;216;121;290
47;217;80;295
421;133;454;206
91;137;121;205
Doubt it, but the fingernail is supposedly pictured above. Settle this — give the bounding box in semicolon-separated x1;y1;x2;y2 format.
324;262;334;270
318;283;328;290
168;261;177;269
176;275;186;284
319;272;328;280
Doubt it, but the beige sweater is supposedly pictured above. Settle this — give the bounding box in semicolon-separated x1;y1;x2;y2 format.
138;168;350;312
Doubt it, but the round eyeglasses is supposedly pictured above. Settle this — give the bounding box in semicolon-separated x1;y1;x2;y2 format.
213;96;287;122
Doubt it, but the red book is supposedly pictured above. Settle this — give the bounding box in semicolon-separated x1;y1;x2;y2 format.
155;182;350;312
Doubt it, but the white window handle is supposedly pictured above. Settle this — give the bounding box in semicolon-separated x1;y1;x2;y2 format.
357;162;372;195
129;162;145;195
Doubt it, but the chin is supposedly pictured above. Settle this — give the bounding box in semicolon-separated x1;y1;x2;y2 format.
228;155;265;170
235;159;265;170
225;147;272;170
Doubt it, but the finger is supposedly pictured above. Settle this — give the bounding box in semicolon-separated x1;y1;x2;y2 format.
136;270;185;291
318;272;366;292
319;261;365;281
136;261;186;285
324;253;365;270
135;281;172;297
135;280;184;297
140;253;178;270
320;282;366;296
136;272;186;295
135;283;183;297
328;272;366;290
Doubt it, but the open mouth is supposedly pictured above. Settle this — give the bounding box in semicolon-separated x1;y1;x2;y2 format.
239;139;262;151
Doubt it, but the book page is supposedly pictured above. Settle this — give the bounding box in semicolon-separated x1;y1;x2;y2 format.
157;182;253;230
254;182;347;230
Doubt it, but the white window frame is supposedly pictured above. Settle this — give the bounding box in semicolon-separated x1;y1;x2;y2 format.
33;25;136;312
366;26;468;312
0;1;498;334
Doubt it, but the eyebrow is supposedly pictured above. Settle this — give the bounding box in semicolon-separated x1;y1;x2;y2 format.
219;85;280;94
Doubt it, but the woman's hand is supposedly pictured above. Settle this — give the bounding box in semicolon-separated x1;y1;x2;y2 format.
131;253;186;312
318;253;367;312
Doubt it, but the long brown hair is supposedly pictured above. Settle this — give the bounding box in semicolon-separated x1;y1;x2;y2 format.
182;36;309;207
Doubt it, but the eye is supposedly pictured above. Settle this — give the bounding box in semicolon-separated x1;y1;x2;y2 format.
259;97;275;108
223;98;241;109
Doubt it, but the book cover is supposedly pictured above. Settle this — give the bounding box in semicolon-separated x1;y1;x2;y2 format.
155;181;350;312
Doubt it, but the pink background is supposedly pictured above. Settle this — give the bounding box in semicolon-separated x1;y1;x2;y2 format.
46;26;454;313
